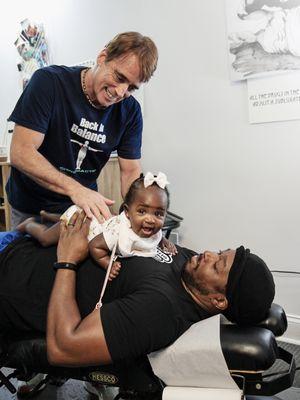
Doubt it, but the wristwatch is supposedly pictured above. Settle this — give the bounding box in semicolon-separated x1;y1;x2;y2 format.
53;262;78;272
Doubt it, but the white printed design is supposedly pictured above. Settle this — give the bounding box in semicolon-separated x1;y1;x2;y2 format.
154;248;173;264
71;140;103;170
71;118;107;143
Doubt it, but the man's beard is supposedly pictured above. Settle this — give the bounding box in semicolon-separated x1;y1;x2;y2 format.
181;261;210;296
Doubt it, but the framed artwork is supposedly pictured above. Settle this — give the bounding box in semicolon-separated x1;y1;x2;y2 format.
225;0;300;81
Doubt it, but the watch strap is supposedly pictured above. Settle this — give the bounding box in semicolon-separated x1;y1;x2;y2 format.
53;262;78;272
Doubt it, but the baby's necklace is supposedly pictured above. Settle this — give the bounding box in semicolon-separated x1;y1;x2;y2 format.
81;68;99;109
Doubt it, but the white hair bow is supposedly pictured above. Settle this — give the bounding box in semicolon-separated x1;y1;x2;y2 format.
144;172;170;189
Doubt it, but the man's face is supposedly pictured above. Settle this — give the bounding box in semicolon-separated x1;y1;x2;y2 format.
92;51;141;107
183;249;236;295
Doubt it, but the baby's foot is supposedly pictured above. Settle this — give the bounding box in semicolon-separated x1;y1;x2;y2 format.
16;217;36;232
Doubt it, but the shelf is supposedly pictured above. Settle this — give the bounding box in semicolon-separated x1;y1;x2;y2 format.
0;164;11;230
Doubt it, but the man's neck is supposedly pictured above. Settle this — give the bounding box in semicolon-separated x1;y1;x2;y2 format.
81;68;104;109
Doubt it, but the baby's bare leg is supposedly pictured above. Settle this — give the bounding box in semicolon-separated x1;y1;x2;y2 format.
40;210;61;223
23;221;60;247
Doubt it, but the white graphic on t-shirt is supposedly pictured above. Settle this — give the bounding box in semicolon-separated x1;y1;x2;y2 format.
71;139;103;170
70;117;106;144
154;248;173;263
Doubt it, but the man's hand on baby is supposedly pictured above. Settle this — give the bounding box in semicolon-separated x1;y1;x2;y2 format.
160;237;178;255
69;184;114;222
57;211;91;265
109;261;122;281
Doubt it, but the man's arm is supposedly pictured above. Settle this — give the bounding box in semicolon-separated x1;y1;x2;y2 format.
46;212;112;366
10;125;114;220
118;157;142;198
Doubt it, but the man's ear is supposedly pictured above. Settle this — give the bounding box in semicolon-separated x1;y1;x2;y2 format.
210;294;228;311
97;49;107;65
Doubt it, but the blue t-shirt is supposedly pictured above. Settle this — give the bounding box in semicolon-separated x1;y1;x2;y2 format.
6;65;143;214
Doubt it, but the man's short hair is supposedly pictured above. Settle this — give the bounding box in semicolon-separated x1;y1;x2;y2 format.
105;31;158;82
224;246;275;325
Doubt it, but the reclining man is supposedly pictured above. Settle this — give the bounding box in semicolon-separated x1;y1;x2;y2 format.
0;211;275;367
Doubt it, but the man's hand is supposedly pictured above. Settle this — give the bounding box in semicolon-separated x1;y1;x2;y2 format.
57;211;91;264
68;184;114;222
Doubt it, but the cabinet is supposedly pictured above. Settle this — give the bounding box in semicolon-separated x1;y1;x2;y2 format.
0;162;11;231
97;157;123;215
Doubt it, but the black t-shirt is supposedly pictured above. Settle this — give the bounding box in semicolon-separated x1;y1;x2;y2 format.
0;238;210;362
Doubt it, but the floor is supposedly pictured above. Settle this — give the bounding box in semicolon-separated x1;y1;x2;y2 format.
0;372;120;399
280;342;300;386
246;341;300;400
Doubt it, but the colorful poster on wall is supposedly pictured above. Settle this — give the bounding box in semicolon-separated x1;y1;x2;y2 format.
14;18;50;89
247;71;300;123
225;0;300;81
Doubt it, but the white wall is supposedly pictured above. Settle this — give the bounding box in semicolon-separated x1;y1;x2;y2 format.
2;0;299;336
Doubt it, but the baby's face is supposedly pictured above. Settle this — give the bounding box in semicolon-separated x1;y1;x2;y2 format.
125;186;168;238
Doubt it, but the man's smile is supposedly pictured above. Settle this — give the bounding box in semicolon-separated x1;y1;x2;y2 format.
105;87;116;100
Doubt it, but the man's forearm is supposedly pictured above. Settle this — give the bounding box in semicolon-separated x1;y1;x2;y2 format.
14;147;114;220
47;270;83;364
120;165;142;198
11;124;113;221
11;146;79;197
47;269;112;366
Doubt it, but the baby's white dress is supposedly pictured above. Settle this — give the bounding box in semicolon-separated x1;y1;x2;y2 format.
61;205;162;258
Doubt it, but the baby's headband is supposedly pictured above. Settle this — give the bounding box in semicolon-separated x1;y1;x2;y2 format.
144;172;169;189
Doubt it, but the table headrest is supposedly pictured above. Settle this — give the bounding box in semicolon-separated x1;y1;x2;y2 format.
221;303;287;337
256;303;287;336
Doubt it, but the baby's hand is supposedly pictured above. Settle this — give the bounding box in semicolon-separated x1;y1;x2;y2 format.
109;260;122;281
159;237;178;255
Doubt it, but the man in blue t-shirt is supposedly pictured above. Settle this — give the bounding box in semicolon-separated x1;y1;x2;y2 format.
7;32;158;227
